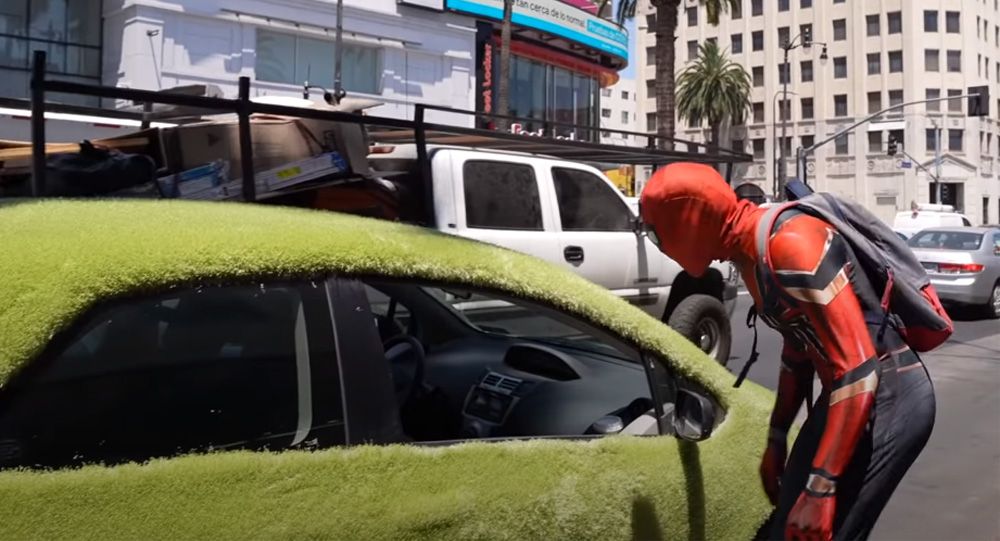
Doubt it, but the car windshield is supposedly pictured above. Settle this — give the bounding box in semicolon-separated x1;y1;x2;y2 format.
422;287;637;362
908;231;984;251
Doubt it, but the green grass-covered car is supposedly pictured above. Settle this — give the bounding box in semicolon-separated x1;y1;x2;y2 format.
0;199;775;540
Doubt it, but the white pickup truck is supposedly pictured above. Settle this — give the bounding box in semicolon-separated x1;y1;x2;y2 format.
369;145;739;365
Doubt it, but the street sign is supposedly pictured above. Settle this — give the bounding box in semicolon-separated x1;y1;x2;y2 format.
900;159;912;169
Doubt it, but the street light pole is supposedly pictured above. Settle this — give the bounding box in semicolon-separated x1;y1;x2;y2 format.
776;30;825;200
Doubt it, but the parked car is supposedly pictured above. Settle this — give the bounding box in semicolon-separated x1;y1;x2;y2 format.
907;227;1000;318
369;145;739;365
0;200;773;540
893;204;972;238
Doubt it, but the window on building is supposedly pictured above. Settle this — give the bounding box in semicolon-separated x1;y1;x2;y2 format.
752;0;763;17
890;129;905;152
779;99;791;121
924;10;938;32
946;11;960;33
753;66;764;87
925;49;940;72
834;57;847;78
948;89;963;112
778;27;790;47
889;51;903;73
646;46;656;65
752;139;766;159
868;131;882;153
781;136;792;156
601;108;612;118
752;30;764;51
800;0;811;7
732;34;744;54
834;94;848;117
779;63;790;84
867;53;881;75
996;25;999;47
465;161;543;230
621;111;629;124
978;16;983;39
753;102;765;123
835;133;850;155
778;0;789;12
257;30;380;95
833;0;844;3
926;129;939;152
801;134;815;148
801;60;814;82
601;88;612;98
646;79;655;94
887;11;902;34
801;97;814;119
949;129;964;152
646;112;657;130
732;139;744;152
926;88;941;112
687;7;698;26
947;50;962;72
924;9;938;32
646;14;656;28
0;1;103;105
833;19;847;41
868;92;882;114
866;14;880;36
732;1;742;19
688;40;699;60
889;89;903;108
621;90;629;100
979;54;984;77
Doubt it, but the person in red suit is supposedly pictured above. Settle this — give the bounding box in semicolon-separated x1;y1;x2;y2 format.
640;163;940;541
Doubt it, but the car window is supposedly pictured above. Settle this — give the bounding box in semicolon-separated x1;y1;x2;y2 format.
463;160;543;230
993;234;1000;255
0;282;343;470
355;281;665;443
365;285;413;341
908;230;985;250
551;167;633;232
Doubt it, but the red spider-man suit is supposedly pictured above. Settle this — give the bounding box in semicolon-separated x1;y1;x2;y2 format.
640;163;938;541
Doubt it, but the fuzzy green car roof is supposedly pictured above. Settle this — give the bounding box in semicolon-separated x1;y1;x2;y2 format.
0;199;775;540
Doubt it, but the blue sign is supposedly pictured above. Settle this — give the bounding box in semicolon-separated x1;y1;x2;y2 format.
446;0;629;62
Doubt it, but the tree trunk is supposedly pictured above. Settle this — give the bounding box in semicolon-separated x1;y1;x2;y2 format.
653;0;679;149
496;0;513;131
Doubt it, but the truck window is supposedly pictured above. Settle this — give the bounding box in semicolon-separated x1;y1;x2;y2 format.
463;161;543;230
552;168;632;232
0;282;343;470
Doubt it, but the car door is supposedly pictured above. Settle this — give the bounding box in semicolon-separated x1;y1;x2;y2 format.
0;280;345;470
452;154;562;261
548;165;660;304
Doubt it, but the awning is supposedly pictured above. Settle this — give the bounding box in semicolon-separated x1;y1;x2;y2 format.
867;120;906;132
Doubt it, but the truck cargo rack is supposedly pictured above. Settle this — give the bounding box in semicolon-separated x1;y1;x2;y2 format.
19;50;752;222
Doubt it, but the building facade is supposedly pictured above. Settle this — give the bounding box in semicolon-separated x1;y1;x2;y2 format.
637;0;1000;225
599;77;639;144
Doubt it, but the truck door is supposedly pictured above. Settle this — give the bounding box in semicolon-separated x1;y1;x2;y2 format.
452;156;562;261
548;166;659;303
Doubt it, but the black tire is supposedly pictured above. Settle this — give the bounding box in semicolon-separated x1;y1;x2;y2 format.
987;281;1000;319
666;294;732;367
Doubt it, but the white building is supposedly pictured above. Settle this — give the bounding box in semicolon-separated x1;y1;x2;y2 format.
0;0;477;133
636;0;1000;225
600;78;639;145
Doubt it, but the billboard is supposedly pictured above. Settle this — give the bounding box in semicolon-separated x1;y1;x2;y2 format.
446;0;629;62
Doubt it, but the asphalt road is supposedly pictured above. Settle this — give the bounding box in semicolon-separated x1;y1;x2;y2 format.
729;293;1000;541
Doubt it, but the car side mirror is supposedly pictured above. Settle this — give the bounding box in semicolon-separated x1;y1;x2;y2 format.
672;388;717;441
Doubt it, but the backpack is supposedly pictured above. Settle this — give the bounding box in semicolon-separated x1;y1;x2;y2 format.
733;181;953;387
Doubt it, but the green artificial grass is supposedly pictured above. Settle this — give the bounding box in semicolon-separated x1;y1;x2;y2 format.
0;199;776;540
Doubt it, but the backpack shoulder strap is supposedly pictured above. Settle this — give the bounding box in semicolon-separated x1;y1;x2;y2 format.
754;202;798;305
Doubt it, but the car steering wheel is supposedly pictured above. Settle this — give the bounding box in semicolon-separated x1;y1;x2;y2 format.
383;335;426;407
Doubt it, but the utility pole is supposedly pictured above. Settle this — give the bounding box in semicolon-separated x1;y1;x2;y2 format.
934;120;942;204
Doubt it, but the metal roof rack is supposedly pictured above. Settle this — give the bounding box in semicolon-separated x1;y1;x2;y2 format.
21;49;751;220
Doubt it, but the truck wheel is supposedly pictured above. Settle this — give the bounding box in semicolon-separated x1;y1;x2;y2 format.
667;294;732;367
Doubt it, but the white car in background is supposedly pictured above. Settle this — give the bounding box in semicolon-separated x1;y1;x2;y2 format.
893;204;973;238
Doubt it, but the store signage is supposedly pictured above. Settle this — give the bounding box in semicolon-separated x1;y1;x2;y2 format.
482;42;494;114
446;0;628;62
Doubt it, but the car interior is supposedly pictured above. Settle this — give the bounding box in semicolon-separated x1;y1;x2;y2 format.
360;280;676;443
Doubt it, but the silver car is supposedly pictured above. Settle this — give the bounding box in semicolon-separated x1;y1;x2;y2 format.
907;227;1000;318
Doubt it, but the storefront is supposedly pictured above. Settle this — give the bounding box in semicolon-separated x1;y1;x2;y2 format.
449;0;628;140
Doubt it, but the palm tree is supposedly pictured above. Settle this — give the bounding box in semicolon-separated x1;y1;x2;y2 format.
651;0;739;148
496;0;514;130
675;40;751;152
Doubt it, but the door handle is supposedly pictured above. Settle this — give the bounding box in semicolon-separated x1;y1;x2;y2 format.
564;245;585;263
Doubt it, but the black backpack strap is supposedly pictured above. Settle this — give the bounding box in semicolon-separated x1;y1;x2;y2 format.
734;304;759;388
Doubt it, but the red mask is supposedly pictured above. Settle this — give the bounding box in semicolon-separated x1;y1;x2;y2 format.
639;163;761;276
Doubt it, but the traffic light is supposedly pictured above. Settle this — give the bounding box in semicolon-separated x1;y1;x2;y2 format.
887;137;898;156
968;85;990;117
802;25;812;46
